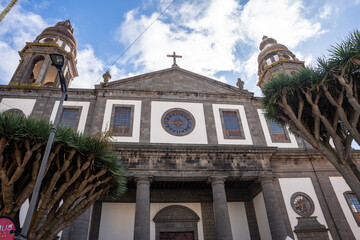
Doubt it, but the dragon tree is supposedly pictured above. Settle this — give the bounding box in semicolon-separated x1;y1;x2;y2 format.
262;30;360;200
0;112;126;240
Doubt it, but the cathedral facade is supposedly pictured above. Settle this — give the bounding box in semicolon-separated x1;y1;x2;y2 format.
1;20;360;240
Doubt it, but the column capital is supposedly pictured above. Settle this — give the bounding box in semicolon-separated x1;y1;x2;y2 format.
209;175;227;185
258;171;275;183
134;175;152;185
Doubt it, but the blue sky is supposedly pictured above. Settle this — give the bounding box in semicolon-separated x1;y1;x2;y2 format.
1;0;360;96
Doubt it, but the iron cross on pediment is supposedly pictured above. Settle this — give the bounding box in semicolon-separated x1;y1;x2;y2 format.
167;52;182;67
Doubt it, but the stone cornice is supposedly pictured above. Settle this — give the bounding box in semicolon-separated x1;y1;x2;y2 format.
257;59;305;86
20;42;75;60
0;85;258;100
112;143;278;154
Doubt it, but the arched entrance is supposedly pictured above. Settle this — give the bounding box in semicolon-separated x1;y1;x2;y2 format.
153;205;200;240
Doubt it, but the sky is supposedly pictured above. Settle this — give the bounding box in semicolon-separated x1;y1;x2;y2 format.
0;0;360;96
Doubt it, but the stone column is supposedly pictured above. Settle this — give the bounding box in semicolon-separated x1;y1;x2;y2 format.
209;176;233;240
35;55;52;84
260;173;288;240
134;175;152;240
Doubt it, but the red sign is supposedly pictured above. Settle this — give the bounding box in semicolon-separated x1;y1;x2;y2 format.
0;217;17;240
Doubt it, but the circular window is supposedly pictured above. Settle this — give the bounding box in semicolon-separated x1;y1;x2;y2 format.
290;192;315;217
162;109;195;136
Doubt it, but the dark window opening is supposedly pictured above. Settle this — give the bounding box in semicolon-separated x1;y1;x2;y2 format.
222;111;242;137
60;108;80;130
268;119;288;141
344;192;360;226
112;106;132;136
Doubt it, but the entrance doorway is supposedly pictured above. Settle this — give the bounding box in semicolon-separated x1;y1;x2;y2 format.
160;232;194;240
154;205;200;240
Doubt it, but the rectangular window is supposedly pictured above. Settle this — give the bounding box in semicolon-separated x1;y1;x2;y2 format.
267;119;288;142
220;110;244;139
60;108;80;130
111;106;133;136
345;192;360;225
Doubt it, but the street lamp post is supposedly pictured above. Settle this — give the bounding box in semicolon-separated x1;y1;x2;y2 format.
17;54;68;239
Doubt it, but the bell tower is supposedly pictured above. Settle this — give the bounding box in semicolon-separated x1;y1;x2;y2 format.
9;20;78;88
257;36;304;89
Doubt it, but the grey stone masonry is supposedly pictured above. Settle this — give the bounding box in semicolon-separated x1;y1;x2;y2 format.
260;173;288;240
200;202;216;240
134;175;152;240
60;208;91;240
294;216;329;240
209;176;233;240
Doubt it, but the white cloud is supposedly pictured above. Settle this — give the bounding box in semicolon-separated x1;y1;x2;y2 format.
238;0;324;48
0;41;19;84
117;0;242;78
217;76;228;83
0;2;48;49
116;0;327;94
71;45;126;88
0;1;48;84
71;45;105;88
318;4;333;19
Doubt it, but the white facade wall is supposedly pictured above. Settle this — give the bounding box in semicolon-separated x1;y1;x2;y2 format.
0;98;36;116
99;203;136;240
278;178;332;240
253;192;272;240
329;176;360;238
228;202;251;240
150;101;208;144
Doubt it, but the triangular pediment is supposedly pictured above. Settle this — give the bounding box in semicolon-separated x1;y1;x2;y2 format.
97;67;253;96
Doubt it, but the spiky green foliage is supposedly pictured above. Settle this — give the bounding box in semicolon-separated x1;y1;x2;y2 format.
0;112;126;240
262;29;360;200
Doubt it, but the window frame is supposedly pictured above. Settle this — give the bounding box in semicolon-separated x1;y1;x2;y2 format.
266;119;291;143
59;106;82;130
110;104;135;137
344;191;360;227
219;109;245;139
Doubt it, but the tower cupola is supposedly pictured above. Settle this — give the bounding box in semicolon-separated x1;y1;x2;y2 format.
9;20;78;88
257;36;304;89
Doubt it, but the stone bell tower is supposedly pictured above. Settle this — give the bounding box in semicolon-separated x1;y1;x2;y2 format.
257;36;304;89
9;20;78;88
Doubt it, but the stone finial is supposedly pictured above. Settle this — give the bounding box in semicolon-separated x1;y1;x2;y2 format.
236;78;244;90
102;70;111;83
259;36;277;50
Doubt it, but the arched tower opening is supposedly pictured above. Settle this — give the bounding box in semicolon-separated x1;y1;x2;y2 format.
29;55;45;83
43;65;57;87
9;20;78;88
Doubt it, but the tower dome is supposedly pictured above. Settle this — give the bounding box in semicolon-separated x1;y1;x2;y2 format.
257;36;304;89
9;20;78;88
35;20;77;57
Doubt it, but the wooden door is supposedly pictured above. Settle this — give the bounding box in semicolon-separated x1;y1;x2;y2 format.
159;232;194;240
